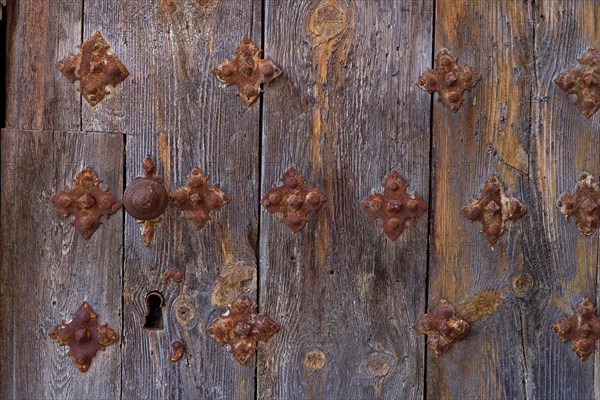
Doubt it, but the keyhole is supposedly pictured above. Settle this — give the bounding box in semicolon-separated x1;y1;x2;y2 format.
143;291;164;330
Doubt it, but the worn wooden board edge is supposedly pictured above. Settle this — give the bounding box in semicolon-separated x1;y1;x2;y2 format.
1;128;124;399
258;1;432;399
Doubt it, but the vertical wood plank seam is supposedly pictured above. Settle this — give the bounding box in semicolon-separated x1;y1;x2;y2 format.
120;128;126;400
522;2;537;398
423;1;437;399
79;0;84;130
255;0;266;399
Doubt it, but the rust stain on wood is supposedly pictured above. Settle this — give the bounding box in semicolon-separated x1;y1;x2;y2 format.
196;0;218;8
307;0;351;169
211;261;257;307
455;289;502;323
161;0;178;13
158;132;171;190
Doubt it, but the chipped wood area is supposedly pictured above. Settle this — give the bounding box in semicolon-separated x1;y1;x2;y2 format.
2;0;600;399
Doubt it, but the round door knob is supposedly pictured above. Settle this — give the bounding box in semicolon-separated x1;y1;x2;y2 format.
123;156;168;220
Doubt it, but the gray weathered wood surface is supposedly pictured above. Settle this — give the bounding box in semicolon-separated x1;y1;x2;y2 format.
2;0;600;399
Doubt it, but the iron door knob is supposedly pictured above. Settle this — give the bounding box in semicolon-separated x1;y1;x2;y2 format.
123;155;168;220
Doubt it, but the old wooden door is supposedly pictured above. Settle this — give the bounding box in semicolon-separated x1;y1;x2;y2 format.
2;0;600;399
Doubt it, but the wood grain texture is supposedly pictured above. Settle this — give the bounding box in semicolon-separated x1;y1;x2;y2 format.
0;129;123;400
428;0;533;399
81;0;262;398
258;1;432;399
5;0;82;131
525;1;600;399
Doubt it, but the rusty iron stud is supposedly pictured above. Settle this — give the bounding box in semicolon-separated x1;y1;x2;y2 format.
552;298;600;362
261;167;327;232
170;340;184;362
554;48;600;118
212;38;281;106
417;48;480;112
162;268;183;284
361;171;427;241
170;167;229;230
462;175;527;244
52;167;121;239
123;156;169;247
557;172;600;235
207;294;280;364
57;31;129;106
48;302;118;372
413;299;470;357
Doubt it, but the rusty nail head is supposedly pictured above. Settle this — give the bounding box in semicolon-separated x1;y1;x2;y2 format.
52;167;121;239
552;298;600;362
554;48;600;118
48;302;118;372
162;268;183;284
557;171;600;235
170;340;184;362
361;171;427;241
261;167;327;232
413;298;470;357
57;31;129;106
417;48;480;112
212;38;282;106
462;175;527;243
207;294;280;364
169;167;229;230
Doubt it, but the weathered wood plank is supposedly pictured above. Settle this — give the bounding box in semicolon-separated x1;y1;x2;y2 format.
259;1;432;399
524;1;600;399
0;128;123;400
428;0;535;399
5;0;82;131
82;1;261;398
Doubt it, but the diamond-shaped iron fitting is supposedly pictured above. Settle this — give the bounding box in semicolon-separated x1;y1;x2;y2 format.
52;167;121;239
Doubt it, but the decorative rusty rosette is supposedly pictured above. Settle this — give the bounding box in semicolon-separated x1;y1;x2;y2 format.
552;298;600;362
462;175;527;243
48;302;118;372
417;48;480;112
557;171;600;235
207;294;280;364
413;298;470;356
212;38;281;105
57;31;129;106
261;167;327;232
170;167;229;230
361;171;427;240
554;48;600;118
52;167;121;239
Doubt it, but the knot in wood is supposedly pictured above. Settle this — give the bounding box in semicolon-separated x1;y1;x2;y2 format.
56;31;129;106
52;167;121;239
557;171;600;235
413;299;469;357
552;298;600;361
462;175;527;244
361;171;427;241
212;38;281;106
417;48;480;112
207;294;280;364
169;167;229;230
48;302;117;372
261;167;327;232
554;48;600;118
